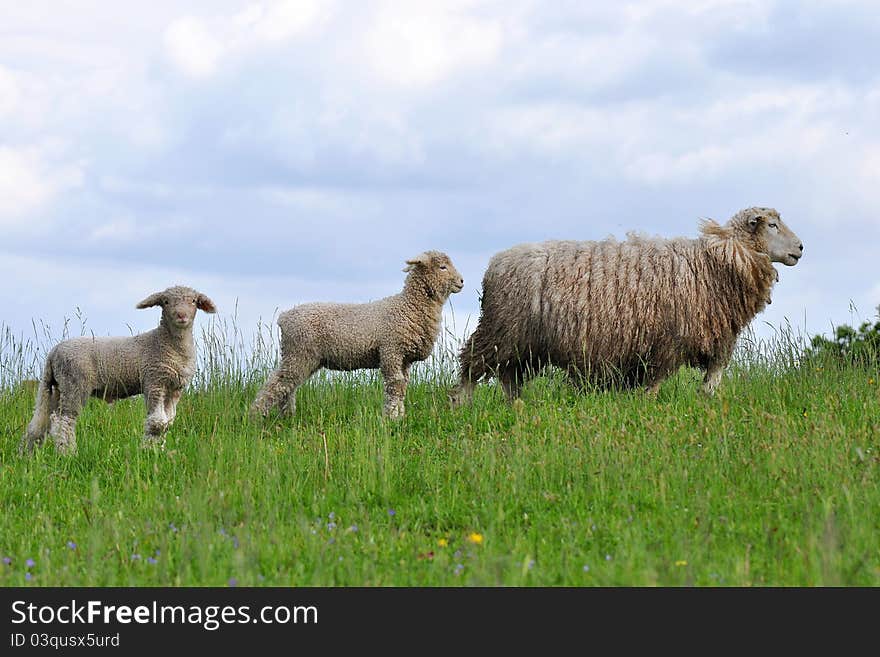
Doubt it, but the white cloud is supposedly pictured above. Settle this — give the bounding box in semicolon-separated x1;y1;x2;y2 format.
232;0;333;43
163;1;334;78
0;65;22;117
0;144;84;225
164;16;224;78
365;0;503;86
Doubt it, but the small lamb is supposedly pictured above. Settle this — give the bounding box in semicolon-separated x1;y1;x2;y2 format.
250;251;463;421
20;285;217;455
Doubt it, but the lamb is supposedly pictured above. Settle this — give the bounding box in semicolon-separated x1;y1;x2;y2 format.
250;250;464;421
451;207;803;403
20;285;217;455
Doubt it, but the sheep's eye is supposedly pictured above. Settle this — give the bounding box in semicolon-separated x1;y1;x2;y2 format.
191;299;197;305
439;265;448;270
768;223;777;229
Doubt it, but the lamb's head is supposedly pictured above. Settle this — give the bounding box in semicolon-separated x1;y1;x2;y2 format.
726;207;804;266
403;251;464;300
136;285;217;331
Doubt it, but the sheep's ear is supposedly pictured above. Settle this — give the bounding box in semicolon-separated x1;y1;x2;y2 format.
403;252;431;272
748;214;765;231
196;293;217;314
136;292;166;309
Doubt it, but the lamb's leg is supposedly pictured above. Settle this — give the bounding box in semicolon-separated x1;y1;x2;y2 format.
381;357;407;420
51;386;86;456
702;363;725;396
164;389;182;428
250;361;314;420
143;388;169;446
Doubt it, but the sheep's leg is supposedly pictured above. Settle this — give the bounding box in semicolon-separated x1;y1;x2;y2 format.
164;389;182;427
250;361;314;419
499;366;525;402
380;357;407;420
702;364;725;396
143;388;169;446
50;386;86;456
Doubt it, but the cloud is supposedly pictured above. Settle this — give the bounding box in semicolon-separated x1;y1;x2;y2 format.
164;16;224;78
364;0;503;86
163;1;335;79
0;143;84;226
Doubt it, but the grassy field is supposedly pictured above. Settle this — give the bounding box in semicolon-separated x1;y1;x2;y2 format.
1;320;878;587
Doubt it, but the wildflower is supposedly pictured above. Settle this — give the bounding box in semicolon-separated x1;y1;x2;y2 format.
25;558;35;568
675;560;688;567
870;378;875;385
228;578;238;587
605;554;612;561
169;522;178;533
347;525;359;533
583;565;590;572
467;533;484;545
131;554;141;561
3;557;11;566
387;509;396;517
527;559;536;570
453;564;464;576
25;572;32;581
328;512;336;520
437;538;448;548
147;557;158;565
232;536;240;549
67;541;77;550
327;522;337;531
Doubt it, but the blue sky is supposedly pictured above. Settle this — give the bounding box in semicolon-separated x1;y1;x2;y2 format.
2;1;879;348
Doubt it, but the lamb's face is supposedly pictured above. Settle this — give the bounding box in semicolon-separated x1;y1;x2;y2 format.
732;207;804;267
404;251;464;299
137;285;217;330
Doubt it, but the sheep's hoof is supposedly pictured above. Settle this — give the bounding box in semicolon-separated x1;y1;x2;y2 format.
141;436;167;451
384;403;405;420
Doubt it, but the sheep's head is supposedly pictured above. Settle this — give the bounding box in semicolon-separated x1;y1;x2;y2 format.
403;251;464;300
727;207;804;266
136;286;217;331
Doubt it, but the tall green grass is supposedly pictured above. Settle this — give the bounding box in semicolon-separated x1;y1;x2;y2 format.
1;315;878;586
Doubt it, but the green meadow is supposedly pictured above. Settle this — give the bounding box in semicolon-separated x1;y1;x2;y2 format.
1;318;878;586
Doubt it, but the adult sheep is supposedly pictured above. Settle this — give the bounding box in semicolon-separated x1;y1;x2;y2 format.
451;207;803;403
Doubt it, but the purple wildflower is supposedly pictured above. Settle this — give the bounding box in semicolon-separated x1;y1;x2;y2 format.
2;557;11;566
232;536;240;549
25;558;35;569
169;523;178;533
131;554;141;561
146;557;158;565
453;564;464;576
347;524;359;533
583;565;590;572
327;522;337;531
228;578;238;587
25;572;32;581
387;509;396;517
67;541;77;550
605;554;612;561
328;512;336;520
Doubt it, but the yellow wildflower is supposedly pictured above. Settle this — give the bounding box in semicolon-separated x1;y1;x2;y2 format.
675;560;688;567
438;538;448;548
467;532;484;545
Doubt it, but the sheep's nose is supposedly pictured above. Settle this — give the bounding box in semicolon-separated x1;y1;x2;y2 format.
798;243;804;252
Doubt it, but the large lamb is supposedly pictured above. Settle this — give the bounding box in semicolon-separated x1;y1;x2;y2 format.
250;251;464;421
20;285;217;455
451;207;803;403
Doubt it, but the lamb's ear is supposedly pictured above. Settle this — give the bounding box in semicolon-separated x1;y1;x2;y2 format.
403;252;431;272
747;213;765;232
136;292;166;309
196;293;217;314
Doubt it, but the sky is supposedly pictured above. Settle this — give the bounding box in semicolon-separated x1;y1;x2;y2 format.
1;0;879;355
